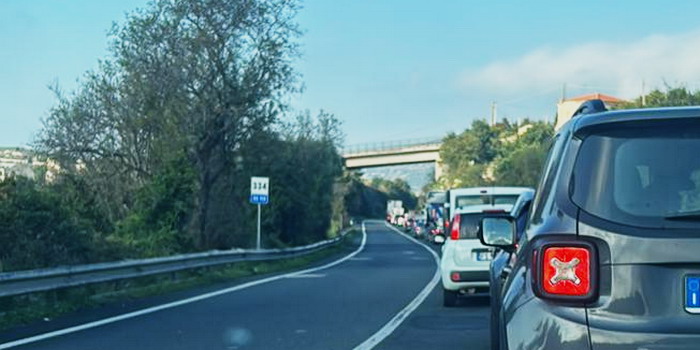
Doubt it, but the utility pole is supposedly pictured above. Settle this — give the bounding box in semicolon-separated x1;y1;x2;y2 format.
641;79;647;106
490;101;497;126
561;83;567;102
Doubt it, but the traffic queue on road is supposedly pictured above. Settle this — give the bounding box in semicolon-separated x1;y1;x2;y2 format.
387;100;700;350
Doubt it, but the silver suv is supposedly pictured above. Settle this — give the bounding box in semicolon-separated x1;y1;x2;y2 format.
480;100;700;350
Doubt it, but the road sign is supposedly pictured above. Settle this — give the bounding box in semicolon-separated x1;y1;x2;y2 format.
249;194;269;205
250;176;269;205
250;176;269;250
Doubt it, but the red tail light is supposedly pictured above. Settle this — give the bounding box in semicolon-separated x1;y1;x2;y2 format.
542;247;590;296
533;241;598;302
450;215;461;240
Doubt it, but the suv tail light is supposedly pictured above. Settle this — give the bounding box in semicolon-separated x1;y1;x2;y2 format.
532;240;598;302
450;215;461;240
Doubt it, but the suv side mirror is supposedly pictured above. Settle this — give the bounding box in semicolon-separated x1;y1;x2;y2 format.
478;216;516;250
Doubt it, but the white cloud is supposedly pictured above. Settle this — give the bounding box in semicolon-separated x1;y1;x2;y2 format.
459;30;700;99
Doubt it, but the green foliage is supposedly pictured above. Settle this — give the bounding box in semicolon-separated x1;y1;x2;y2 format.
437;119;554;190
343;172;388;219
494;143;549;187
264;113;344;245
111;153;196;257
341;171;419;219
617;86;700;109
440;120;498;170
370;178;417;210
0;178;94;271
2;0;347;271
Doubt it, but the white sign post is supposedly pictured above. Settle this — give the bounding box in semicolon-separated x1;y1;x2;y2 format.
250;176;269;250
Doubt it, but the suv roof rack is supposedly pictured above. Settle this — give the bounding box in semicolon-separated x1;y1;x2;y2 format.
572;99;607;118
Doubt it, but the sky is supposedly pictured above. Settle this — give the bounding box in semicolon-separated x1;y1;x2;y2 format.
3;1;700;148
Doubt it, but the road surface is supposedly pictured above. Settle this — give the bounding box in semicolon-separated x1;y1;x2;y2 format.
1;221;489;350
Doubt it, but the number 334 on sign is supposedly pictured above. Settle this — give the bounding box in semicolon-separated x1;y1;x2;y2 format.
250;177;269;204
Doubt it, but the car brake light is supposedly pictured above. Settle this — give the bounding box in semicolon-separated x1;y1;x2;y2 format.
450;272;460;282
532;240;598;303
450;215;461;240
542;246;591;296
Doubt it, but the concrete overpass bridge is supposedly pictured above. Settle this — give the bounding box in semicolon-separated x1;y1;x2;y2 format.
341;137;444;180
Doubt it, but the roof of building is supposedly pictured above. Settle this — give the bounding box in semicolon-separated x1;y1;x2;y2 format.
564;93;625;103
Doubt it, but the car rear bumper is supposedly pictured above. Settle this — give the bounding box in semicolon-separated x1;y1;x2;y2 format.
441;269;490;292
504;298;590;350
504;298;700;350
589;327;700;349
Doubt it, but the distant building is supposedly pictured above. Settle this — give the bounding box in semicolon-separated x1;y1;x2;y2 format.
0;147;60;182
555;93;625;130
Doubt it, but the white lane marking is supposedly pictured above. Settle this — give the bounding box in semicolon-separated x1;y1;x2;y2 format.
402;250;416;255
352;221;441;350
0;224;369;350
285;273;326;279
350;257;372;261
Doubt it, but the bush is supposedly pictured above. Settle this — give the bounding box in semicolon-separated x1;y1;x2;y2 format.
0;178;94;271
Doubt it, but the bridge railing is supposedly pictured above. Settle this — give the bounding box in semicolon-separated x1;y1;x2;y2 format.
342;137;443;156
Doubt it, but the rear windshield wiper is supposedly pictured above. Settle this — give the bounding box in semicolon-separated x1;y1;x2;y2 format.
665;210;700;221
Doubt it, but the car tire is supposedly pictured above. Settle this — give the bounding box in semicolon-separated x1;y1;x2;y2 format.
443;288;458;307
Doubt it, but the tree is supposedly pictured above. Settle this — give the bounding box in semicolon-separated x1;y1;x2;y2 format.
435;119;553;190
492;121;553;187
38;0;302;250
0;178;94;271
370;178;417;210
438;119;500;188
618;85;700;109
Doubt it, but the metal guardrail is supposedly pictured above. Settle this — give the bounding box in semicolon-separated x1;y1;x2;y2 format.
342;137;442;156
0;228;355;299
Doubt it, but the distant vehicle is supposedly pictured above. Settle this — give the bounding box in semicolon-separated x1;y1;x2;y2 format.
486;189;534;348
386;200;404;219
425;191;448;238
446;187;530;222
481;101;700;349
412;219;425;238
440;187;531;307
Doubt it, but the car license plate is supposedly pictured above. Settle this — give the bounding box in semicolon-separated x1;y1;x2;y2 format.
476;251;492;261
686;276;700;314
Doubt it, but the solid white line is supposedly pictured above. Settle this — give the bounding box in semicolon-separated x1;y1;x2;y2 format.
0;224;368;350
352;221;441;350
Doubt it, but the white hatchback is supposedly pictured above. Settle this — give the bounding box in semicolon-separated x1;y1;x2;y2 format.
440;187;530;306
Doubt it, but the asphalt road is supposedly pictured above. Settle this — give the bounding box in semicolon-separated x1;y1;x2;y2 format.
1;221;490;350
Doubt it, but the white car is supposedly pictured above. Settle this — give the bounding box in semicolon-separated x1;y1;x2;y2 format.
440;187;531;307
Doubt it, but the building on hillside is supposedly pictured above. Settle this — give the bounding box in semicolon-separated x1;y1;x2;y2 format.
0;147;60;182
555;93;625;130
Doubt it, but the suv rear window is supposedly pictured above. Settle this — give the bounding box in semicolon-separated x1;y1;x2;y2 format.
572;122;700;228
455;195;519;208
457;213;486;239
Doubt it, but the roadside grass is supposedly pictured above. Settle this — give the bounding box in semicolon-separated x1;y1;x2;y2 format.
0;228;361;332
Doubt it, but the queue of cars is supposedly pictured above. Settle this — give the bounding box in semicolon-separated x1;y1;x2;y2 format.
478;101;700;349
392;100;700;349
439;187;531;307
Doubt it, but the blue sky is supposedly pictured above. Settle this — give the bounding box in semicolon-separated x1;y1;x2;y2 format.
3;1;700;147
